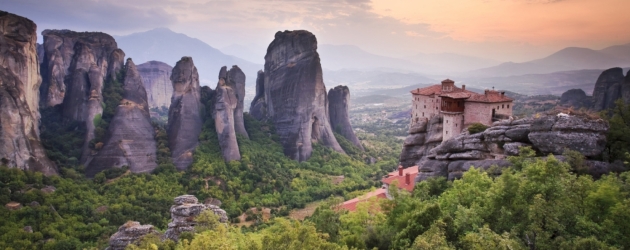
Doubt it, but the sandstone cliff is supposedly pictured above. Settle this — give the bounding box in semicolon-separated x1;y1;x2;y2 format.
401;114;610;182
137;61;173;109
253;30;344;161
212;66;241;161
591;67;627;111
328;85;363;150
0;11;56;175
86;59;158;177
40;29;123;107
40;29;125;164
249;70;267;120
164;195;228;241
168;57;203;170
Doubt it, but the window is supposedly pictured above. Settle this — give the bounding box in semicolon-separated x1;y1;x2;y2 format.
502;104;505;109
424;105;426;108
456;123;458;127
422;112;424;117
446;131;448;134
507;104;510;108
446;120;448;123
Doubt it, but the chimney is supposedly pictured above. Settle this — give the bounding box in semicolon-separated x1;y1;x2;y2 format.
405;173;411;185
398;166;403;176
501;92;505;97
462;84;466;91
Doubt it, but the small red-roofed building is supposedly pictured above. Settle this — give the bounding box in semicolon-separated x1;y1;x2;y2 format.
410;79;513;141
339;165;418;211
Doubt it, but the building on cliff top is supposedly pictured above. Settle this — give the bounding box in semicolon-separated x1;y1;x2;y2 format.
411;79;513;141
340;166;418;211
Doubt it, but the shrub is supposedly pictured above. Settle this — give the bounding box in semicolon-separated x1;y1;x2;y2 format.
468;123;488;134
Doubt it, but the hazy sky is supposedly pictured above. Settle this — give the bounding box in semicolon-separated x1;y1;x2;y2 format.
4;0;629;62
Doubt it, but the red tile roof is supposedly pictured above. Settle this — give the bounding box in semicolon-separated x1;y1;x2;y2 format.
382;167;418;192
439;91;472;99
467;90;513;103
410;84;444;96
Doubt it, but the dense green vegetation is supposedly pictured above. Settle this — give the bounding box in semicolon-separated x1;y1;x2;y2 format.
119;147;630;250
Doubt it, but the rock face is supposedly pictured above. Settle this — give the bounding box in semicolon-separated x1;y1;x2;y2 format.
401;114;610;182
224;66;248;139
251;30;344;161
0;11;56;175
212;66;242;161
250;70;267;120
168;57;203;170
591;67;627;111
86;59;157;177
40;29;124;107
40;29;125;164
399;115;443;168
107;221;157;250
560;89;592;109
164;195;228;241
328;85;363;150
137;61;173;109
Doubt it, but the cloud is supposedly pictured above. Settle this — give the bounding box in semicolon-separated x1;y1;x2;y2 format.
2;0;177;34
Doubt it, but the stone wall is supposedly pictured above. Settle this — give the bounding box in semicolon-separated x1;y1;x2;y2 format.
442;112;463;141
412;94;440;124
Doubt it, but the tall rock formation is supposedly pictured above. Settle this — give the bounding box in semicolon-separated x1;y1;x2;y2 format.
86;59;158;177
40;29;125;164
252;30;344;161
0;11;56;175
212;67;241;161
249;70;267;120
591;67;626;111
40;29;124;107
328;85;363;150
224;66;248;139
164;195;228;241
168;57;203;170
137;61;173;109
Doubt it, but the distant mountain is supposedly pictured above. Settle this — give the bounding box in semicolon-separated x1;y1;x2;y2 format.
220;44;265;65
323;69;436;96
318;44;424;72
114;28;262;87
466;44;630;77
404;52;501;73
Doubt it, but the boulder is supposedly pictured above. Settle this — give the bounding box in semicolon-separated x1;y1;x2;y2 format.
86;59;158;177
164;195;228;241
328;85;364;150
254;30;344;161
107;221;157;250
168;57;203;170
137;61;173;110
0;11;57;175
528;115;607;157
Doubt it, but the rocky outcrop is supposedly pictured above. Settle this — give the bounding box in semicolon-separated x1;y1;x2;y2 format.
591;67;626;111
402;114;610;182
0;11;56;175
86;59;157;177
107;221;157;250
328;85;363;150
40;29;125;164
560;89;592;109
168;57;203;170
399;115;443;168
40;29;123;107
224;66;248;139
249;70;267;120
137;61;173;109
164;195;228;241
252;30;344;161
213;67;241;161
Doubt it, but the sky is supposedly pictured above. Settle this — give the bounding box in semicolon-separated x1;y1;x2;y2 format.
3;0;629;62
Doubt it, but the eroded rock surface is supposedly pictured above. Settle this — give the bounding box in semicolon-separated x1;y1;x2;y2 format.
86;59;157;177
0;11;56;175
107;221;157;250
328;85;363;150
164;195;228;241
399;115;443;168
168;57;203;170
254;30;344;161
137;61;173;109
560;89;592;109
402;114;610;182
213;66;241;161
249;70;267;120
591;67;627;111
